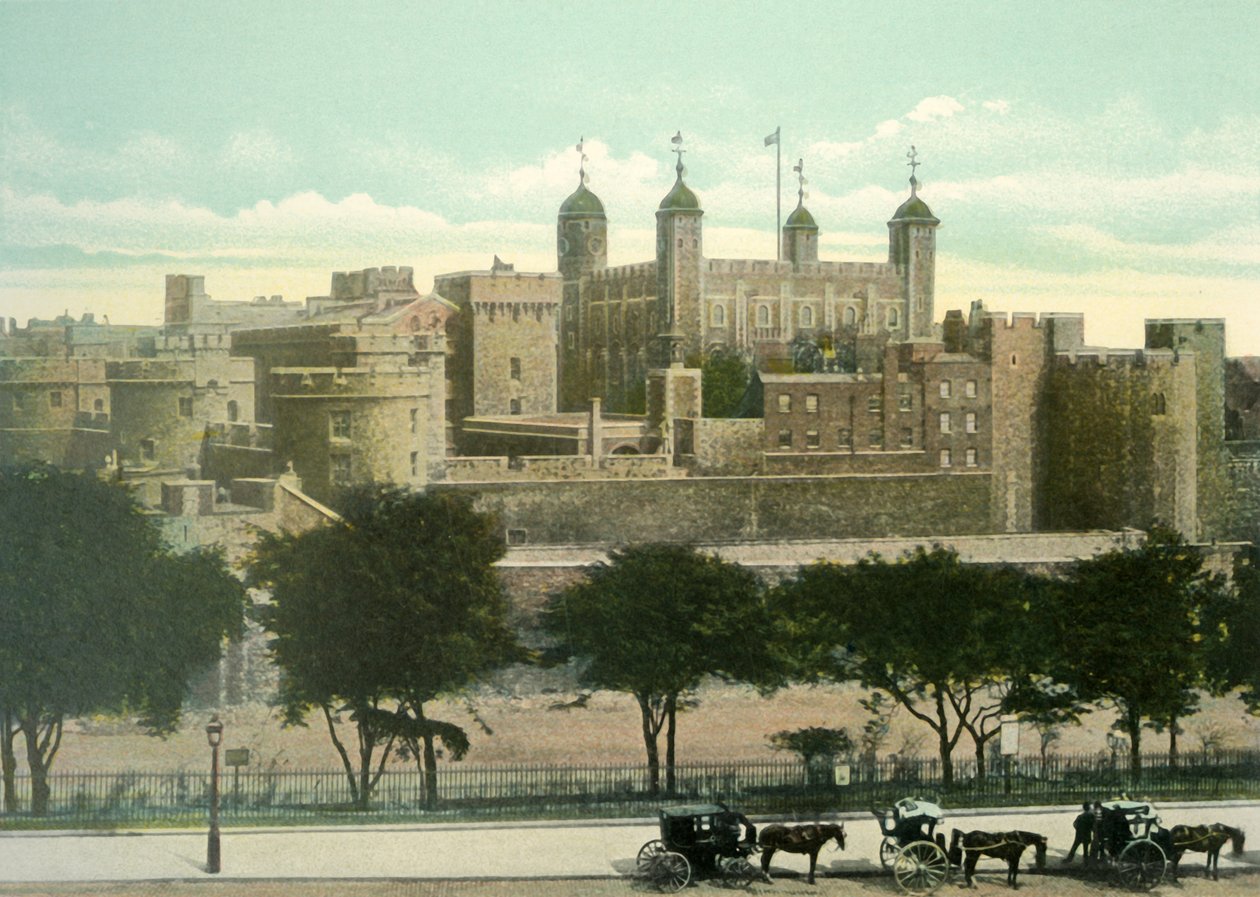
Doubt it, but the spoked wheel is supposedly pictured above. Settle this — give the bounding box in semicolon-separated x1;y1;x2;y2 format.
647;851;691;893
879;836;900;869
719;856;760;888
636;839;667;867
1117;840;1166;891
893;840;951;895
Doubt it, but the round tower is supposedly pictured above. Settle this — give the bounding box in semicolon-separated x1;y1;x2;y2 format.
887;147;939;339
655;135;703;365
782;158;819;269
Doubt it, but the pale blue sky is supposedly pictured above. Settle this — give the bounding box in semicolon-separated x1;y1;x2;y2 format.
2;1;1258;352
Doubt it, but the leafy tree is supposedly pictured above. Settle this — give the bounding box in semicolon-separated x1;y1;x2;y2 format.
697;348;754;418
1044;527;1225;780
543;544;775;793
768;726;853;764
0;464;245;814
248;486;525;809
774;547;1039;787
1205;544;1260;713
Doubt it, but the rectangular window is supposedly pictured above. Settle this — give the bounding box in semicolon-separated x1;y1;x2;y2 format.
965;448;978;467
965;412;977;434
140;438;155;461
939;380;952;398
867;396;882;414
49;391;62;408
939;412;951;434
509;398;521;415
898;392;912;412
506;528;528;546
869;429;883;448
178;396;193;417
837;428;852;448
805;430;820;448
965;379;978;398
410;451;419;477
940;448;952;468
410;408;418;434
777;394;791;414
805;394;819;414
330;454;352;485
777;428;793;449
510;357;521;380
330;410;351;439
900;427;913;447
567;332;575;349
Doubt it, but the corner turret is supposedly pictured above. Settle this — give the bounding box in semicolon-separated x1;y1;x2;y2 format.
654;133;704;365
888;146;939;339
782;158;819;269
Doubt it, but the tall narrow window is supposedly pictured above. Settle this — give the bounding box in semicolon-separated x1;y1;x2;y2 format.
939;412;951;434
140;438;156;461
331;454;352;485
965;447;978;467
509;398;521;415
939;380;951;398
510;357;521;380
777;394;792;413
805;393;819;413
227;400;239;422
778;429;793;449
178;396;193;417
965;379;978;398
800;306;814;327
757;305;770;326
410;451;419;477
887;307;899;328
940;448;952;468
843;306;856;326
711;304;726;326
330;410;352;439
410;408;418;433
965;412;977;433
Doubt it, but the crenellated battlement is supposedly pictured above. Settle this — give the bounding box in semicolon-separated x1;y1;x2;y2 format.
590;262;657;283
1051;347;1188;369
704;258;894;278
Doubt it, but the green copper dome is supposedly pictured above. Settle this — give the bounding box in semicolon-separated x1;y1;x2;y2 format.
559;181;606;218
658;164;701;211
784;202;817;229
891;177;939;224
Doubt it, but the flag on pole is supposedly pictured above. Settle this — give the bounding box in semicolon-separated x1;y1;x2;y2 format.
764;127;780;147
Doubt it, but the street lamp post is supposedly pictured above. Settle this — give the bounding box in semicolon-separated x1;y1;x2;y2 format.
206;716;224;874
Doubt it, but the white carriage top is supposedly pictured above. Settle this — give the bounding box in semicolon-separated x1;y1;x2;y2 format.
893;797;945;823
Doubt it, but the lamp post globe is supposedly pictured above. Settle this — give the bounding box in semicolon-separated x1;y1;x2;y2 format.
206;716;224;873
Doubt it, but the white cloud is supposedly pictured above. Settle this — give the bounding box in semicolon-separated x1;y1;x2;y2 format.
906;96;965;122
982;99;1011;114
1037;223;1260;267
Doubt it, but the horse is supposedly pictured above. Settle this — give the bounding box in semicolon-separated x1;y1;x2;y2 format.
948;829;1047;889
758;822;846;884
1170;823;1245;880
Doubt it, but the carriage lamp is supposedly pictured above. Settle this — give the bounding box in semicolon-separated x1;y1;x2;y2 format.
206;716;224;874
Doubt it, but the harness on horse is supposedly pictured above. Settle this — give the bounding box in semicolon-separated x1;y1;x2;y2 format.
958;835;1024;853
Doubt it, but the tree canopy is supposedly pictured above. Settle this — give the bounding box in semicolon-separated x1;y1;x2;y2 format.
697;348;754;418
774;547;1043;786
0;464;245;813
248;485;525;808
543;543;775;793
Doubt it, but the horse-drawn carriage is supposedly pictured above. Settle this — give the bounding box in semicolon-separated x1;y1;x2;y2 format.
635;803;760;891
1095;799;1174;891
873;797;952;894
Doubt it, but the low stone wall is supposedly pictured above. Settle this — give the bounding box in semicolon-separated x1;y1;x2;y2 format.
689;417;763;475
444;456;511;480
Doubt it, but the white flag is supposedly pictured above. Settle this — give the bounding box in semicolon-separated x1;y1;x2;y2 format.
764;128;780;147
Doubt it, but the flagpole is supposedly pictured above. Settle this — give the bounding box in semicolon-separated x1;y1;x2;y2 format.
775;128;781;260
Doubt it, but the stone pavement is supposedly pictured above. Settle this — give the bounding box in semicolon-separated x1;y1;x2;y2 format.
1;801;1256;882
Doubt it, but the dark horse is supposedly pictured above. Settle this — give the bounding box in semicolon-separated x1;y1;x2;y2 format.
948;829;1048;889
1171;823;1245;880
758;822;846;884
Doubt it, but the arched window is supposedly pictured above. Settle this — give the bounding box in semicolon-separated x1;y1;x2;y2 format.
800;306;814;327
93;398;104;412
226;400;239;422
1152;393;1167;415
757;305;770;327
711;304;726;326
843;306;856;326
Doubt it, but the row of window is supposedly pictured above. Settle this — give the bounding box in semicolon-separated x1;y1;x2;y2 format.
709;305;898;329
775;390;981;423
775;427;980;467
939;380;979;399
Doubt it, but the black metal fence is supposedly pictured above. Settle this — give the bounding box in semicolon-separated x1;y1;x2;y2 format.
2;749;1257;829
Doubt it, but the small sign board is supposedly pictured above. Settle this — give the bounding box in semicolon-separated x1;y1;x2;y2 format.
1000;715;1020;756
224;748;251;767
833;763;851;786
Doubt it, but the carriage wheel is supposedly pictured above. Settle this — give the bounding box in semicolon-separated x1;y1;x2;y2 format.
893;840;951;895
636;839;667;868
1117;840;1166;891
649;851;692;893
719;856;759;888
879;836;900;869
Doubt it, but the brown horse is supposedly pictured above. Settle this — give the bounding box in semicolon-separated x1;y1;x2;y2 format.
758;822;846;884
948;829;1047;889
1170;823;1245;880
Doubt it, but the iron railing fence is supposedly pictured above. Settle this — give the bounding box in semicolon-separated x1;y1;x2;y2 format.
2;749;1257;829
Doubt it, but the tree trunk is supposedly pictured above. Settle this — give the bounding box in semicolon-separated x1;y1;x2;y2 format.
934;691;954;788
664;694;677;795
974;739;987;784
1;710;18;813
1125;707;1143;783
19;714;61;817
320;703;362;808
637;694;661;795
416;704;439;810
1168;716;1179;769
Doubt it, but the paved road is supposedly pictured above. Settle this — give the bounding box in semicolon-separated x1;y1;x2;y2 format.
1;801;1256;882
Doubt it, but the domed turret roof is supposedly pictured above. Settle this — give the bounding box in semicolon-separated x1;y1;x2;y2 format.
659;161;701;211
559;179;606;218
891;176;939;223
784;202;818;229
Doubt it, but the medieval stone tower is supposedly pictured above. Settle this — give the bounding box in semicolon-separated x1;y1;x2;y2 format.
654;154;704;364
782;161;819;270
557;163;607;410
887;157;940;340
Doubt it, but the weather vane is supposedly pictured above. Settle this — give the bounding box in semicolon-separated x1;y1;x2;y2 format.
576;136;588;184
793;157;807;203
670;131;686;172
906;145;921;193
